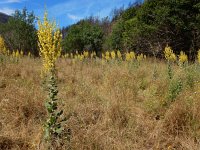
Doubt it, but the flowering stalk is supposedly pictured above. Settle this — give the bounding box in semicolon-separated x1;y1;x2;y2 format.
164;45;176;79
37;11;62;74
178;51;188;68
37;11;66;146
0;36;7;55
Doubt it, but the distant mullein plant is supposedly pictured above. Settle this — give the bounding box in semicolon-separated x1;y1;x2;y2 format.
178;51;188;67
0;36;7;55
117;50;122;60
164;45;176;79
0;36;7;62
110;51;116;60
37;10;65;145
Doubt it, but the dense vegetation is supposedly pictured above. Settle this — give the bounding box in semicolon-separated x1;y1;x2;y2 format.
61;0;200;59
1;0;200;59
0;8;38;56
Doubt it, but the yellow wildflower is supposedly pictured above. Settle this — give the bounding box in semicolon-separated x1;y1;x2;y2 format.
0;36;7;54
37;11;62;73
15;50;20;58
110;51;116;59
125;52;131;61
105;51;110;61
130;51;136;59
117;50;122;59
83;51;89;58
137;53;144;62
78;54;84;61
164;45;176;61
179;51;188;64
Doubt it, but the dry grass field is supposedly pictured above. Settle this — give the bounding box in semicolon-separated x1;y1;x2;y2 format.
0;57;200;149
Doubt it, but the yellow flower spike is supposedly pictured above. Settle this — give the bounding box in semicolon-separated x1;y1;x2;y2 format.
0;36;7;55
111;51;116;59
16;50;20;58
164;45;176;62
83;51;89;58
137;53;144;62
105;51;110;61
126;52;131;61
179;51;188;64
117;50;122;59
130;51;136;59
105;51;109;56
80;55;84;61
37;10;62;73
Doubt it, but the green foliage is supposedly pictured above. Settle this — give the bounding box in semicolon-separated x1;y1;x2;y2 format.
60;0;200;58
104;0;200;58
167;78;183;101
167;62;173;80
110;20;125;50
44;74;67;143
62;20;103;55
0;8;38;55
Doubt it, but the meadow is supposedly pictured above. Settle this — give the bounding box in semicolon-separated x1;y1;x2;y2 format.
0;51;200;149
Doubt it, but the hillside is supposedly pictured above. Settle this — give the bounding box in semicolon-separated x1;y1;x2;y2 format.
0;12;10;23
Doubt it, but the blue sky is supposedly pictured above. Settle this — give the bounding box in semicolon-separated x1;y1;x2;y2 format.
0;0;138;27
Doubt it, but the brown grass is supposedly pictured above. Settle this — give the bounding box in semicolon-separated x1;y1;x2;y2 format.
0;57;200;149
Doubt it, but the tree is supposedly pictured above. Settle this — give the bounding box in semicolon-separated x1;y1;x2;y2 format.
0;8;38;55
62;20;103;55
135;0;200;58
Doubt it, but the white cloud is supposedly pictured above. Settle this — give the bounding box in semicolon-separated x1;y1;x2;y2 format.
67;13;81;21
0;7;15;15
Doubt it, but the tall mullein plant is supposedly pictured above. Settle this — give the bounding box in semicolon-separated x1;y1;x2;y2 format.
37;11;65;143
164;45;176;80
